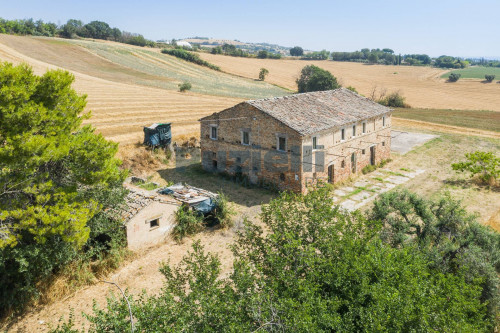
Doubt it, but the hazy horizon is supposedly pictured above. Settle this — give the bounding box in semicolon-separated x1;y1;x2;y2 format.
2;0;499;58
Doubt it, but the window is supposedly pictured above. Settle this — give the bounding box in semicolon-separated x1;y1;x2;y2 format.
382;116;386;127
212;160;218;169
362;122;366;134
312;136;318;150
242;131;250;145
277;136;286;152
341;128;345;141
382;141;385;147
279;173;285;181
149;218;159;229
352;125;356;137
362;149;366;155
341;160;345;168
210;126;217;140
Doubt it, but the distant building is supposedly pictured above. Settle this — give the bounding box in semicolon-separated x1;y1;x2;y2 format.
199;88;392;193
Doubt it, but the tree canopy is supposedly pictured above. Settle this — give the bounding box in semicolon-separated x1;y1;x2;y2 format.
0;62;126;313
296;65;340;93
289;46;304;56
53;189;494;332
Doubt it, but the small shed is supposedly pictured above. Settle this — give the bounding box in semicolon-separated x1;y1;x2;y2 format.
143;123;172;148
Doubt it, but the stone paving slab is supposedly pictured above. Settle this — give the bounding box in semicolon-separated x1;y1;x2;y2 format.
336;168;426;212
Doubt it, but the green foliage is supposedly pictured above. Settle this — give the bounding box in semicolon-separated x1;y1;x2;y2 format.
436;55;469;69
296;65;341;93
213;192;234;229
370;190;500;323
178;81;192;92
452;151;499;184
0;62;126;314
289;46;304;56
485;74;496;82
378;91;409;107
161;48;220;71
258;67;269;81
0;17;58;37
301;49;330;60
172;205;204;241
362;164;377;174
368;53;379;63
448;73;462;82
54;189;491;332
257;50;281;59
346;85;358;93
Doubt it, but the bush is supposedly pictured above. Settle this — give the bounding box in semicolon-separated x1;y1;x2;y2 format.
161;49;220;71
296;65;340;93
289;46;304;56
448;73;461;82
178;82;192;92
213;192;235;229
452;151;499;185
258;68;269;81
378;91;409;108
485;74;495;82
362;164;377;174
172;205;204;241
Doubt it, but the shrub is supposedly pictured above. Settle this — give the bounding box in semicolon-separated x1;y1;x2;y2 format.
289;46;304;57
362;164;377;174
213;192;235;229
485;74;495;82
161;49;220;71
451;151;499;185
346;86;358;93
448;73;461;82
258;68;269;81
378;91;408;108
178;82;192;92
172;205;204;241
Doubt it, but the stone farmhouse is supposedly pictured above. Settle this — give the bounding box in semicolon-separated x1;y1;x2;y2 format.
199;88;392;193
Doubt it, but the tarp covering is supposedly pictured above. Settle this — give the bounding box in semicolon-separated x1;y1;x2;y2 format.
191;198;217;215
144;123;172;147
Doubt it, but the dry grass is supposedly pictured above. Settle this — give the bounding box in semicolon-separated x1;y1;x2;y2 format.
0;36;242;146
199;53;500;111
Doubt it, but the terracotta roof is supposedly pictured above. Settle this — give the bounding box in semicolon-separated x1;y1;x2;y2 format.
245;88;391;136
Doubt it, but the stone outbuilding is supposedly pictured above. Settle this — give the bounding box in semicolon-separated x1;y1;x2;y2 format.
122;185;179;249
199;88;392;193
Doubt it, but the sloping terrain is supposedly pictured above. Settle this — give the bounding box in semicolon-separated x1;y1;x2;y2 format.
0;35;246;145
199;53;500;111
0;35;287;99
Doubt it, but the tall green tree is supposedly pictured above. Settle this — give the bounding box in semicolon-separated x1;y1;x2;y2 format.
0;62;126;313
289;46;304;56
296;65;340;93
53;189;490;332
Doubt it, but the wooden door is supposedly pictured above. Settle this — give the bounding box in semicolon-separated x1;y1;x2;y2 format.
370;146;376;166
328;165;334;183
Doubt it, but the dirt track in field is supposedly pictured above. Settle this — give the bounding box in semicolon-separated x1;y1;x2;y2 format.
199;53;500;111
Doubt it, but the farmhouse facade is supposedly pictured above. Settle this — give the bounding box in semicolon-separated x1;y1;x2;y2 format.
199;88;392;193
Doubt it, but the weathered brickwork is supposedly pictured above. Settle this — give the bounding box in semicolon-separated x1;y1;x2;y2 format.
200;90;392;193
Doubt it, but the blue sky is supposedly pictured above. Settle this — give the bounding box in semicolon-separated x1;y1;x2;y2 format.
1;0;499;57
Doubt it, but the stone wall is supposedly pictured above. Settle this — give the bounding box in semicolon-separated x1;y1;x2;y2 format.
200;104;392;193
301;114;392;190
200;103;303;192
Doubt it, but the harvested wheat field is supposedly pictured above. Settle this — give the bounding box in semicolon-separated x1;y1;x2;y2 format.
200;53;500;111
0;36;243;145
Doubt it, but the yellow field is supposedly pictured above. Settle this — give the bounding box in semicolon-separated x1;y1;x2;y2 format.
0;36;242;145
200;53;500;111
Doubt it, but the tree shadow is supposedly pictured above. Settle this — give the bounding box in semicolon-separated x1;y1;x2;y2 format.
157;148;277;208
443;178;499;192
